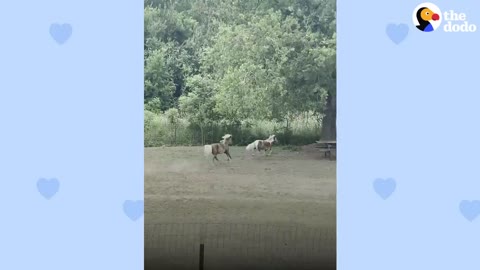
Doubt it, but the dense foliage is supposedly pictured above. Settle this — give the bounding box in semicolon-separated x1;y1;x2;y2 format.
144;0;336;146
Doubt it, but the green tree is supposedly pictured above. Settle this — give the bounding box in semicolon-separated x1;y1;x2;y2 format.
178;75;218;144
144;48;176;110
145;97;163;114
144;0;337;144
165;108;180;144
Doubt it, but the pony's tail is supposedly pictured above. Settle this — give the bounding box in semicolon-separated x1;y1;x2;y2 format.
204;145;212;157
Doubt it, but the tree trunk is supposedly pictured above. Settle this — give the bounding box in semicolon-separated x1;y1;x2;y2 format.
321;92;336;140
284;117;291;145
174;126;177;145
211;123;215;144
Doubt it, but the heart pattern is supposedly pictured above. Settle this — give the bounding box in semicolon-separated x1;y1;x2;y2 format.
37;178;60;199
386;23;409;45
459;200;480;222
49;23;72;44
373;178;396;200
123;200;144;221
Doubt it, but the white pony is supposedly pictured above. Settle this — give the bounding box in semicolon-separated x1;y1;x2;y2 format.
246;135;278;156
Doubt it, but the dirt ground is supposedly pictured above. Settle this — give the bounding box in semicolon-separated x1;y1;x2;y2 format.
145;145;336;269
145;144;336;228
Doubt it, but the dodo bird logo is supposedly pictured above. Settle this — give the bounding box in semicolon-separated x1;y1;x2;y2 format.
413;3;442;32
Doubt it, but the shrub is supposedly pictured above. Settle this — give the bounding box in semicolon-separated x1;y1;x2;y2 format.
144;110;321;147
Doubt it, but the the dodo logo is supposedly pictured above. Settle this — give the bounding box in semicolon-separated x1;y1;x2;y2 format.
413;2;477;33
413;3;442;32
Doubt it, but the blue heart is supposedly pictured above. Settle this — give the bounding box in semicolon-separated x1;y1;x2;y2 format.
386;23;409;45
459;200;480;222
37;178;60;199
373;178;396;200
49;23;72;44
123;200;144;221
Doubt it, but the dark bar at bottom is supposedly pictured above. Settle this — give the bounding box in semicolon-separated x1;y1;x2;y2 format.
199;243;204;270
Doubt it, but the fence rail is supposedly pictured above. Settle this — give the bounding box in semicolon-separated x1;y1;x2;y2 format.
145;223;336;270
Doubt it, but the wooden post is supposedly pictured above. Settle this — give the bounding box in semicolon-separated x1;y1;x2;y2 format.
199;243;205;270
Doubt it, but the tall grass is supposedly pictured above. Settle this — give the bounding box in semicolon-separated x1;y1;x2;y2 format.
145;110;321;147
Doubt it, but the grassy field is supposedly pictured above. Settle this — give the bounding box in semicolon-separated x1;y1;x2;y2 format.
145;145;336;269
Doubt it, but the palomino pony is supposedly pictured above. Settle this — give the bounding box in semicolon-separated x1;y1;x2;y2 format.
204;134;233;162
245;135;278;156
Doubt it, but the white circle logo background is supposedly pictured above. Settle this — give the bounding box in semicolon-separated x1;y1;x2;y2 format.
412;3;442;30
